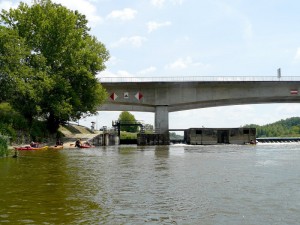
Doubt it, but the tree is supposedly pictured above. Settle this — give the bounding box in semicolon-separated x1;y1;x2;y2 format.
118;111;138;132
243;117;300;137
0;0;109;132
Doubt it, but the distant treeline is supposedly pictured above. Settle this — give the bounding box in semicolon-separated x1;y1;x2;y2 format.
244;117;300;137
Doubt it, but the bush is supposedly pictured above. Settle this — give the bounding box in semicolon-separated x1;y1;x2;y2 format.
0;135;9;157
0;124;16;141
0;102;28;129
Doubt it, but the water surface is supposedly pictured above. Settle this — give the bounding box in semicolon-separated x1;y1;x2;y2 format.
1;144;300;224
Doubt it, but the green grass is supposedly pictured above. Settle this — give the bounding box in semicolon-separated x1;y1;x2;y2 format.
120;131;137;139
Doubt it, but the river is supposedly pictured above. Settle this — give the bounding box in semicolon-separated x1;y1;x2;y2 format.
1;143;300;224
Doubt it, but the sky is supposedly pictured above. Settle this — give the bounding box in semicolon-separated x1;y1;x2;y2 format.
2;0;300;130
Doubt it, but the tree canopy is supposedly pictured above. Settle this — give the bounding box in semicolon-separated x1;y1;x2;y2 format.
244;117;300;137
0;0;109;132
118;111;138;132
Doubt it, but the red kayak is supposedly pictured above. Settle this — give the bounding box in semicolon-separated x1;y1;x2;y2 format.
79;144;94;148
14;146;48;151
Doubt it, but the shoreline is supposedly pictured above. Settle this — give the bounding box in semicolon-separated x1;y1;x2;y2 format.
9;131;102;150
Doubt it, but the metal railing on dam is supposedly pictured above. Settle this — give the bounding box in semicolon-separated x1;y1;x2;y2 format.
99;76;300;83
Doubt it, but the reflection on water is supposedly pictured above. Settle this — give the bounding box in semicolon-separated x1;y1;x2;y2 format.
1;144;300;224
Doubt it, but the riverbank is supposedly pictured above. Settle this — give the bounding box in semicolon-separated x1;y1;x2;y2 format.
9;124;102;150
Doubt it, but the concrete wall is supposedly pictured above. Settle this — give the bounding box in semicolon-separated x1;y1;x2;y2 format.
91;133;119;146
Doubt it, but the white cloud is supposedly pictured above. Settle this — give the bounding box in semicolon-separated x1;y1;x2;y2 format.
53;0;103;26
150;0;184;8
165;57;208;70
0;1;19;10
170;0;184;5
97;70;132;81
293;48;300;63
106;56;118;66
147;21;172;33
1;0;103;27
151;0;165;8
167;57;190;69
275;104;300;115
98;70;147;82
110;36;147;48
106;8;137;21
138;66;157;75
99;70;133;78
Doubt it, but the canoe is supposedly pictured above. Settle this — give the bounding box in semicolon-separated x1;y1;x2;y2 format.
14;146;48;151
48;145;64;150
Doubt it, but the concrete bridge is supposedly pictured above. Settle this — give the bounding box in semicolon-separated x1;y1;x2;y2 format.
99;76;300;134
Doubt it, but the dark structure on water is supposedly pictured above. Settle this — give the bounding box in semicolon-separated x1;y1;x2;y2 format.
184;128;256;145
136;127;256;145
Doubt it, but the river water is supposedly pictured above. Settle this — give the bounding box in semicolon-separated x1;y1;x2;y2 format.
1;143;300;225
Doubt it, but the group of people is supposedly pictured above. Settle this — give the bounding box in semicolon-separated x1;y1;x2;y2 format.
30;139;63;148
75;139;92;148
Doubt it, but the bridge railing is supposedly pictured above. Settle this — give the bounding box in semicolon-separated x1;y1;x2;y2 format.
99;76;300;83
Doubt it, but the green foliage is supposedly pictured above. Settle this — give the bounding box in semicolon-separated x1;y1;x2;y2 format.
118;111;139;132
30;120;49;142
0;103;28;141
0;102;52;143
243;117;300;137
120;131;137;139
169;132;183;140
0;124;16;141
0;0;109;133
144;124;154;131
0;135;9;157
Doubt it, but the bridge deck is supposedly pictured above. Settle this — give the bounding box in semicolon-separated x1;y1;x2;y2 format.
100;76;300;83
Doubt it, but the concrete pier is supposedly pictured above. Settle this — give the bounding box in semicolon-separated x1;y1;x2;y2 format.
155;106;169;135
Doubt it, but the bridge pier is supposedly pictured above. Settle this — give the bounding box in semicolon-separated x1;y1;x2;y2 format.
155;106;169;134
137;105;169;145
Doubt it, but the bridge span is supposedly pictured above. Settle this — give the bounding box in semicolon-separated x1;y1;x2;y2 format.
99;76;300;134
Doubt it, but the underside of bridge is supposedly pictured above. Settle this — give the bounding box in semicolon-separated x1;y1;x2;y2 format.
100;80;300;135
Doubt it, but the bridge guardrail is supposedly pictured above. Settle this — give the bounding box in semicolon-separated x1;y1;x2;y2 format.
99;76;300;83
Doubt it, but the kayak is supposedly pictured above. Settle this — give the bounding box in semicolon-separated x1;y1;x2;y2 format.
14;146;48;151
48;145;64;150
79;144;94;148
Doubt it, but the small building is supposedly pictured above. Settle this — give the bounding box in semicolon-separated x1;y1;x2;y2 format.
185;128;256;145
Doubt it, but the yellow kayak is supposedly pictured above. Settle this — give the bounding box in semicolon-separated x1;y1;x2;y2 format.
48;145;64;150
